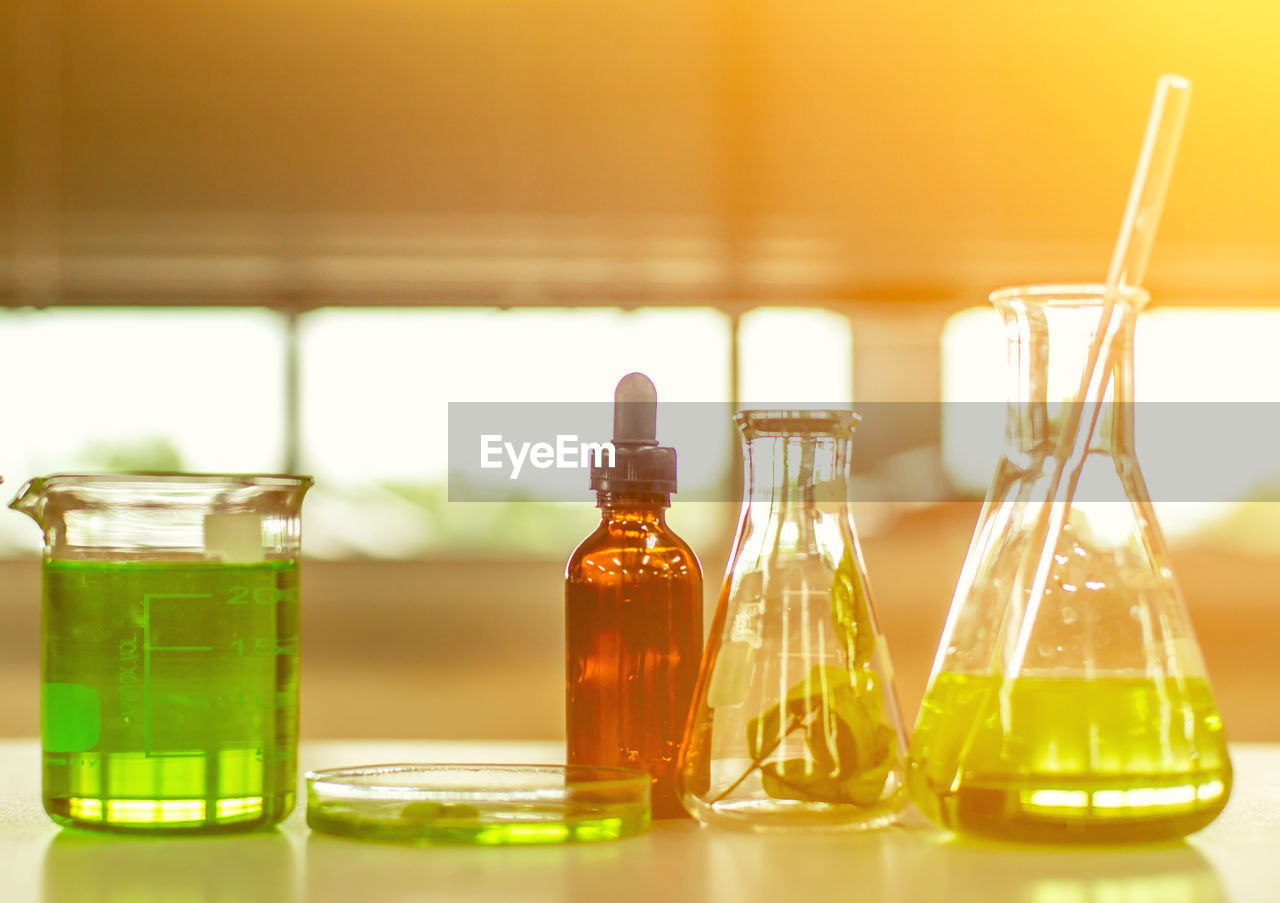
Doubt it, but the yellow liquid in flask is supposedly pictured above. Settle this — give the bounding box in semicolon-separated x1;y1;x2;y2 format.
907;673;1231;842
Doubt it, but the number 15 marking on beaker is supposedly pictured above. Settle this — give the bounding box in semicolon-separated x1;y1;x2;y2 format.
230;638;298;657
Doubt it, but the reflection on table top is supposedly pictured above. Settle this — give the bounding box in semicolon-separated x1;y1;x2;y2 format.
0;740;1277;903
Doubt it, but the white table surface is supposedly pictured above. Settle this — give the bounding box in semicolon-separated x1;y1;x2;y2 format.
1;739;1277;903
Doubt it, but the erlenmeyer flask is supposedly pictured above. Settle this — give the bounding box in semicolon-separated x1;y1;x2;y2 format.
678;410;907;831
909;284;1231;842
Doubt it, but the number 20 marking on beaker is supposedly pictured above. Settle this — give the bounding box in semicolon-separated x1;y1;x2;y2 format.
225;586;296;605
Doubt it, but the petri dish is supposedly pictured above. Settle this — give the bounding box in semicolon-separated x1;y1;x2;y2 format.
306;764;651;845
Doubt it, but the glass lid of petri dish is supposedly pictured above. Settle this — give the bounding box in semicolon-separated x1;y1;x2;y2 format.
306;764;651;845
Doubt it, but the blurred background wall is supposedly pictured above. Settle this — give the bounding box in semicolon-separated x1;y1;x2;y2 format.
2;0;1280;741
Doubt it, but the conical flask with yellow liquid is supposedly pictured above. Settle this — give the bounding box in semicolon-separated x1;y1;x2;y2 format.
908;284;1231;843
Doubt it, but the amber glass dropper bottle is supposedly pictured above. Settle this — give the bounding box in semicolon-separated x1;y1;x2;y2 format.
565;373;703;819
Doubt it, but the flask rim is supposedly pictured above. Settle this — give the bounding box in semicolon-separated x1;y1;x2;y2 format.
734;409;860;437
989;283;1150;312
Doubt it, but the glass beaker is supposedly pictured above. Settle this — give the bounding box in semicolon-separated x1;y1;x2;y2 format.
678;411;907;831
909;285;1231;842
10;473;313;833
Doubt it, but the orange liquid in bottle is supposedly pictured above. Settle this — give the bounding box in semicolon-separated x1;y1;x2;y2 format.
566;494;703;819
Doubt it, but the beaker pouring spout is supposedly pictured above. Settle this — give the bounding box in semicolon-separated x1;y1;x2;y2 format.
8;477;50;529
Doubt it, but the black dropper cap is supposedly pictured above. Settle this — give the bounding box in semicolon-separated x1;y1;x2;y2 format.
590;372;678;496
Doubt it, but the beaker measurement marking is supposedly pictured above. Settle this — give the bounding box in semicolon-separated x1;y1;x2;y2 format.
141;592;213;757
148;645;214;652
230;638;298;657
226;585;296;605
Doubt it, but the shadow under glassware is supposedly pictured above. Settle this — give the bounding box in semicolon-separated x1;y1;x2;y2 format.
304;833;628;901
908;285;1232;842
704;828;905;900
42;829;298;903
678;410;909;832
11;472;313;834
914;836;1225;903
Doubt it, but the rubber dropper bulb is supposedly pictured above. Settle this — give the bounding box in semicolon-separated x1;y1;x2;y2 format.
613;372;659;447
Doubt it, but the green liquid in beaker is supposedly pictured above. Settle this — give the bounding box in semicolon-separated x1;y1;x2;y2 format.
907;673;1231;843
41;559;300;833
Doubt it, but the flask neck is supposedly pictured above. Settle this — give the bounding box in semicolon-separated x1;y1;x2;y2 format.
731;412;859;560
741;433;853;525
994;288;1143;457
